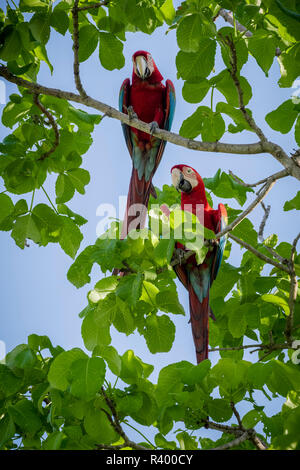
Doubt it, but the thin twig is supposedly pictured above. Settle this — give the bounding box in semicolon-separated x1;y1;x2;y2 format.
33;94;60;160
77;1;109;12
229;169;288;188
224;34;267;142
228;233;291;273
209;432;249;450
72;0;87;98
216;178;276;240
218;8;281;56
98;387;149;451
258;201;271;242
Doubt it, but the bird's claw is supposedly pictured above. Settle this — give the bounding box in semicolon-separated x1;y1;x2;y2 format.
149;121;159;136
127;106;138;121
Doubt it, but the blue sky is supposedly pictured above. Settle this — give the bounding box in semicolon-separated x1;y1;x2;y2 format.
0;1;299;443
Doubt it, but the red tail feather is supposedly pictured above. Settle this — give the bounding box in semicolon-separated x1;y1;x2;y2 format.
120;168;152;240
188;285;209;364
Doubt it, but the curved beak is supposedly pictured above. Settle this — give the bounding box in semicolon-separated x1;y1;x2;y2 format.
135;55;150;79
171;168;192;193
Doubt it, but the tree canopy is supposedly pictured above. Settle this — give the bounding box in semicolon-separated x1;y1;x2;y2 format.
0;0;300;451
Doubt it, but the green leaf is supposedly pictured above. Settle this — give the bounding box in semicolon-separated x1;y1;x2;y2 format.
2;99;32;128
284;191;300;211
50;8;69;36
144;314;175;353
69;357;106;401
94;345;121;376
0;415;15;448
261;294;290;316
214;70;252;107
0;27;21;61
55;174;75;204
203;169;254;205
176;38;216;80
177;13;215;52
59;217;83;259
228;307;247;338
48;348;87;391
67;168;90;195
0;193;14;224
156;290;185;316
120;350;153;384
207;398;233;422
99;32;125;70
265;99;298;133
67;244;99;288
89;276;118;303
0;365;23;399
78;25;99;62
11;214;41;248
29;13;50;44
158;0;175;25
242;409;264;428
216;101;253;132
8;399;42;435
82;306;112;350
182;79;210;104
84;407;118;444
247;30;277;75
180;106;225;141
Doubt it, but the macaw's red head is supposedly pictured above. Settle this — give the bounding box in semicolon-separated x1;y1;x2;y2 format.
171;164;206;195
132;50;163;83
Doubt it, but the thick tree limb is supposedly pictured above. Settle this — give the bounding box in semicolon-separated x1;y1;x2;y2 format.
1;64;300;180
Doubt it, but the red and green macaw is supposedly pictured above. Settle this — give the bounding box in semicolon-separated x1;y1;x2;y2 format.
170;165;228;363
119;50;176;238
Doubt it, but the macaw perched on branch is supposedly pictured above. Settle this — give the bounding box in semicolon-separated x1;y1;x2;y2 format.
170;165;228;363
119;50;176;239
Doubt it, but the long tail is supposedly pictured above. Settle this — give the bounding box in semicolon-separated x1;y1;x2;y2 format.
188;284;209;364
120;168;153;240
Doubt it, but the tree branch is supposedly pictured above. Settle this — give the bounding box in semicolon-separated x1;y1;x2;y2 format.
97;387;149;451
77;1;109;12
216;178;276;240
33;94;60;160
224;35;267;142
72;0;87;98
228;233;291;273
1;64;300;180
218;9;281;56
209;431;250;450
229;169;288;188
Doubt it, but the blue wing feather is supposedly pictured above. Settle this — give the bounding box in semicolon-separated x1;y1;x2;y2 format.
119;78;133;157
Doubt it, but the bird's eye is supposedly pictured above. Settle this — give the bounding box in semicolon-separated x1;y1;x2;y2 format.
186;168;192;174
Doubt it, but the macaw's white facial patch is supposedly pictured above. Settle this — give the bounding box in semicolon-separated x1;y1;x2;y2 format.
182;166;198;189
